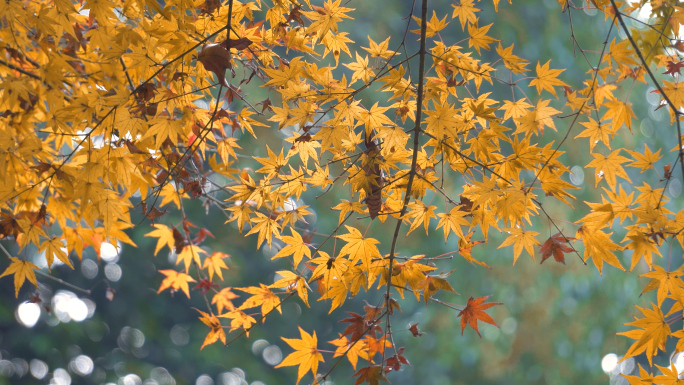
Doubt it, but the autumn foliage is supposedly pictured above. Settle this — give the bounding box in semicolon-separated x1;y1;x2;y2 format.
2;0;684;382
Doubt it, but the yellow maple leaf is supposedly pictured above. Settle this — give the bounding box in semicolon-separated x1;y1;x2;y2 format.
18;218;46;249
272;229;311;269
176;245;207;273
617;303;670;366
513;99;560;136
585;149;632;189
308;251;350;287
467;21;498;54
361;36;396;59
0;257;39;297
529;60;569;97
304;0;353;39
337;225;382;269
360;102;393;136
436;206;469;242
328;334;371;370
639;265;682;307
411;11;450;38
144;224;175;256
344;52;374;84
157;269;196;298
236;284;282;318
500;98;533;121
219;310;257;336
245;213;281;248
416;270;458;304
275;327;325;385
39;236;73;270
452;0;480;30
576;226;625;274
625;143;662;172
660;80;684;110
196;309;226;350
575;117;616;152
498;228;540;264
603;38;639;67
203;251;230;281
496;43;529;74
404;201;437;235
602;99;635;132
211;288;239;314
270;270;310;307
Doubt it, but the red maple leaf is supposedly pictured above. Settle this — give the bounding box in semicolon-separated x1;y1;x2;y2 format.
194;279;220;295
340;312;381;342
384;346;410;373
540;232;575;264
664;60;684;76
457;295;502;338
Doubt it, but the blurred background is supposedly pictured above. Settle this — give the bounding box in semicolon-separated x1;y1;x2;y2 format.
1;0;683;384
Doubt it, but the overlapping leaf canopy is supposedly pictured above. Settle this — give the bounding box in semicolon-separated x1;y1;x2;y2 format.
1;0;684;383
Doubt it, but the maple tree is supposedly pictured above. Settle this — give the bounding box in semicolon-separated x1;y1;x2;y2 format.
2;0;684;383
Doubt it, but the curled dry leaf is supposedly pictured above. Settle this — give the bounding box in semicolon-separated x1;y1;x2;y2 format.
198;44;232;87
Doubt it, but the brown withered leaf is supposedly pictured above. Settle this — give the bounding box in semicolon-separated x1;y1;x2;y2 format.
145;206;168;221
198;0;221;15
31;162;53;175
135;83;156;102
222;37;253;51
286;5;305;25
408;323;423;337
257;97;272;112
198;43;232;87
171;72;189;82
363;128;384;220
353;365;388;385
172;227;186;254
125;140;148;155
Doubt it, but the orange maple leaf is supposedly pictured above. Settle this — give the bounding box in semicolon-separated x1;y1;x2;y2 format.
457;295;502;337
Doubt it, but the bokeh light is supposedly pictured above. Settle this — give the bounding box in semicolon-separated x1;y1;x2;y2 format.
262;345;282;366
52;291;92;323
251;339;269;355
16;301;41;327
105;263;122;281
69;355;94;376
601;353;618;373
81;259;99;279
196;374;214;385
170;325;189;346
53;367;71;385
30;359;48;379
570;165;584;186
101;242;121;263
150;367;175;385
